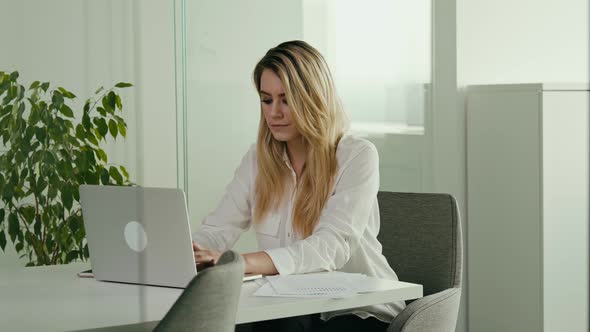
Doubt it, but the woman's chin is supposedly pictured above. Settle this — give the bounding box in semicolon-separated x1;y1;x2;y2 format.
271;133;290;142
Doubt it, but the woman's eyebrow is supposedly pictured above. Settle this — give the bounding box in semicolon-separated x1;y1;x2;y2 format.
260;90;285;97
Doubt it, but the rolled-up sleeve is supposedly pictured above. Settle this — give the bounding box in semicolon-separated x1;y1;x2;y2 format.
191;145;255;252
265;143;379;275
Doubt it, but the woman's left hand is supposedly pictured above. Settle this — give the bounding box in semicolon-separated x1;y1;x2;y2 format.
193;241;221;270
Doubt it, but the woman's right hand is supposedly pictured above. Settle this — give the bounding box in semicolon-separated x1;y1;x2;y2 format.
193;241;221;271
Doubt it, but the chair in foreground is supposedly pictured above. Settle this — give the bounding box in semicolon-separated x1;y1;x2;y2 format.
154;250;245;332
377;192;463;332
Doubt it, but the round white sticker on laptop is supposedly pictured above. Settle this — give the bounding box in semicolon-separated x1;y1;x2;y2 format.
124;221;148;252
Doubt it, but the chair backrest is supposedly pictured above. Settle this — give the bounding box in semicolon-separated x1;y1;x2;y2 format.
154;250;245;332
377;192;463;298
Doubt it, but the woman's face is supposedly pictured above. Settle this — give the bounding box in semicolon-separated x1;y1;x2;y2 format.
259;69;301;143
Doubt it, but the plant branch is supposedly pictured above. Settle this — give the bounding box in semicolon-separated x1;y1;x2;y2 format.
87;87;114;116
15;206;42;263
50;206;65;264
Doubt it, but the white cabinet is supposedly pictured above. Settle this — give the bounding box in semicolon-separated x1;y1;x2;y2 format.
466;84;589;332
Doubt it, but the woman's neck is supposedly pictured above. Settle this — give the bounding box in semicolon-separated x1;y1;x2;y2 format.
286;138;307;179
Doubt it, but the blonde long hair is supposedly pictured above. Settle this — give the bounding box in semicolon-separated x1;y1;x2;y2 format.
252;40;348;238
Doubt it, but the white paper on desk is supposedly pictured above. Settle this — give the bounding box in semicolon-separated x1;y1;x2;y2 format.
253;279;356;298
254;272;376;298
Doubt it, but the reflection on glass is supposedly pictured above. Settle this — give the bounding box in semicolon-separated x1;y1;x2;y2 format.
181;0;431;251
304;0;431;134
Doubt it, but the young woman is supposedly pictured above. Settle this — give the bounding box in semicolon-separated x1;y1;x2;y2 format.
192;40;405;332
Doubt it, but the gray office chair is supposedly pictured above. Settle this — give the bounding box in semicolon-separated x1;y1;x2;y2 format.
377;192;463;332
74;250;244;332
154;250;245;332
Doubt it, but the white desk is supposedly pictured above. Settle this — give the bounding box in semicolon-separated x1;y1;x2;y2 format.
0;263;422;332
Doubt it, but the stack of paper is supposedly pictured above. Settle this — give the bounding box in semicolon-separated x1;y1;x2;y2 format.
253;271;382;298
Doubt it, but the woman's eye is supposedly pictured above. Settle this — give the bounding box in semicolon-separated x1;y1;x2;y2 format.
262;99;272;105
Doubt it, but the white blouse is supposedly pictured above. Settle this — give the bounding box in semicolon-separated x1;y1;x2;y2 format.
192;135;405;322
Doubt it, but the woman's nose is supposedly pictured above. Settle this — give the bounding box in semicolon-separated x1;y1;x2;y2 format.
270;101;283;118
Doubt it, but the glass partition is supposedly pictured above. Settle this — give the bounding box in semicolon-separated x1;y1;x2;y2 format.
178;0;432;252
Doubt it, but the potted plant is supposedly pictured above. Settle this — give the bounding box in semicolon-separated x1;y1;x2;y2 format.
0;70;133;266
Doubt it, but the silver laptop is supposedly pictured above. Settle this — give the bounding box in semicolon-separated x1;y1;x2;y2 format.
79;185;199;288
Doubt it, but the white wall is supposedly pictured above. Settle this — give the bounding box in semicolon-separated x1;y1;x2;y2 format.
457;1;589;331
132;0;177;188
458;0;589;85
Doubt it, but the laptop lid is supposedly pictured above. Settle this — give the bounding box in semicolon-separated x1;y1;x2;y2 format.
79;185;197;288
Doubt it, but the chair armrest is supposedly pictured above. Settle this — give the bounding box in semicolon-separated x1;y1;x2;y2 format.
388;288;462;332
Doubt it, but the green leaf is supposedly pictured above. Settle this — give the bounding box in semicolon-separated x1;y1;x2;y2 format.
29;107;40;125
85;170;99;185
68;215;80;234
57;160;72;180
57;87;76;99
76;151;88;173
93;128;102;141
96;118;108;137
41;212;50;227
100;168;110;185
33;217;42;236
66;250;78;263
16;225;24;243
59;104;74;118
40;82;50;92
109;166;123;184
115;82;133;88
119;166;129;179
52;91;64;107
86;131;98;146
48;185;58;199
75;124;85;141
82;112;91;130
18;85;25;100
15;151;25;164
9;71;19;81
29;81;40;89
107;91;116;110
15;242;23;253
117;121;126;137
10;172;18;185
20;168;29;181
0;209;4;226
83;100;91;113
115;94;122;110
44;150;56;164
114;115;126;125
73;186;80;202
0;105;10;118
24;126;35;142
20;206;35;224
97;148;107;163
101;96;113;115
85;149;96;165
36;177;47;194
0;230;6;251
62;186;73;211
97;107;107;117
94;86;104;95
108;119;118;138
8;212;19;242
